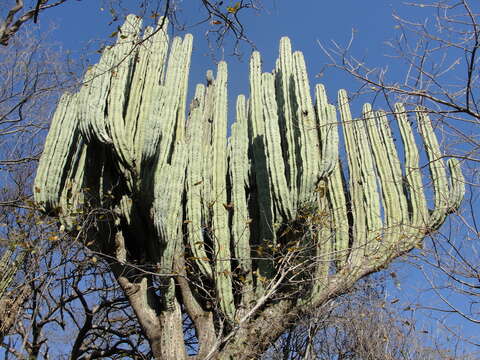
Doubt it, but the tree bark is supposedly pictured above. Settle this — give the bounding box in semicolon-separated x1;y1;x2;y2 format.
175;253;217;359
111;230;188;359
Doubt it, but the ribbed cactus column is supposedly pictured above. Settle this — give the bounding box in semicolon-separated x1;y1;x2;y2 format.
34;16;464;359
229;94;254;308
186;84;212;278
209;61;235;319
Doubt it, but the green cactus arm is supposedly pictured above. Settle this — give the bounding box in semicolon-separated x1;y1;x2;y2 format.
135;18;169;169
153;142;188;272
137;22;170;168
210;62;235;320
338;90;365;249
233;95;250;190
106;15;143;175
314;84;338;179
229;94;253;302
153;36;193;169
249;51;275;242
363;105;408;229
394;103;429;228
248;51;277;297
376;110;409;227
58;145;87;229
77;48;116;145
416;108;451;229
292;51;321;207
34;93;84;214
310;179;333;300
416;111;463;230
313;84;347;266
338;91;382;263
310;84;338;294
123;19;170;172
199;73;215;220
175;34;193;142
357;105;382;244
326;160;350;267
261;72;293;221
275;37;297;208
447;158;465;212
124;26;153;163
186;84;213;278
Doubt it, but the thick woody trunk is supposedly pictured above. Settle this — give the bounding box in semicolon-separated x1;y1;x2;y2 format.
175;253;217;359
113;266;188;359
217;301;294;360
158;299;188;359
111;230;187;359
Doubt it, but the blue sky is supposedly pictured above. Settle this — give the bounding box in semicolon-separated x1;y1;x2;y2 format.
41;1;405;98
33;0;479;356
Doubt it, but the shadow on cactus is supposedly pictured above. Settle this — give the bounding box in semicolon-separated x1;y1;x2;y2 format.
33;15;464;359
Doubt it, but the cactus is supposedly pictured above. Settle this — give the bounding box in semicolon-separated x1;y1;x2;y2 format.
34;17;464;359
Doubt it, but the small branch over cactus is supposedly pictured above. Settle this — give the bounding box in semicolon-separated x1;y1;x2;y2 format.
34;15;464;359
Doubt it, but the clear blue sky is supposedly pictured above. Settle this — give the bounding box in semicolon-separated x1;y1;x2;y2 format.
35;0;479;356
41;1;408;99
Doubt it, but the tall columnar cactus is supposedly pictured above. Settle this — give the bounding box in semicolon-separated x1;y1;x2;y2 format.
34;16;464;359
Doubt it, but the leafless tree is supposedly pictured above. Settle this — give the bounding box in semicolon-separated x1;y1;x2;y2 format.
0;26;74;346
2;237;151;359
0;26;150;357
1;0;261;51
263;275;475;360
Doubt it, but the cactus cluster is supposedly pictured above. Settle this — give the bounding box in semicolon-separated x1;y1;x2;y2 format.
34;15;464;325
